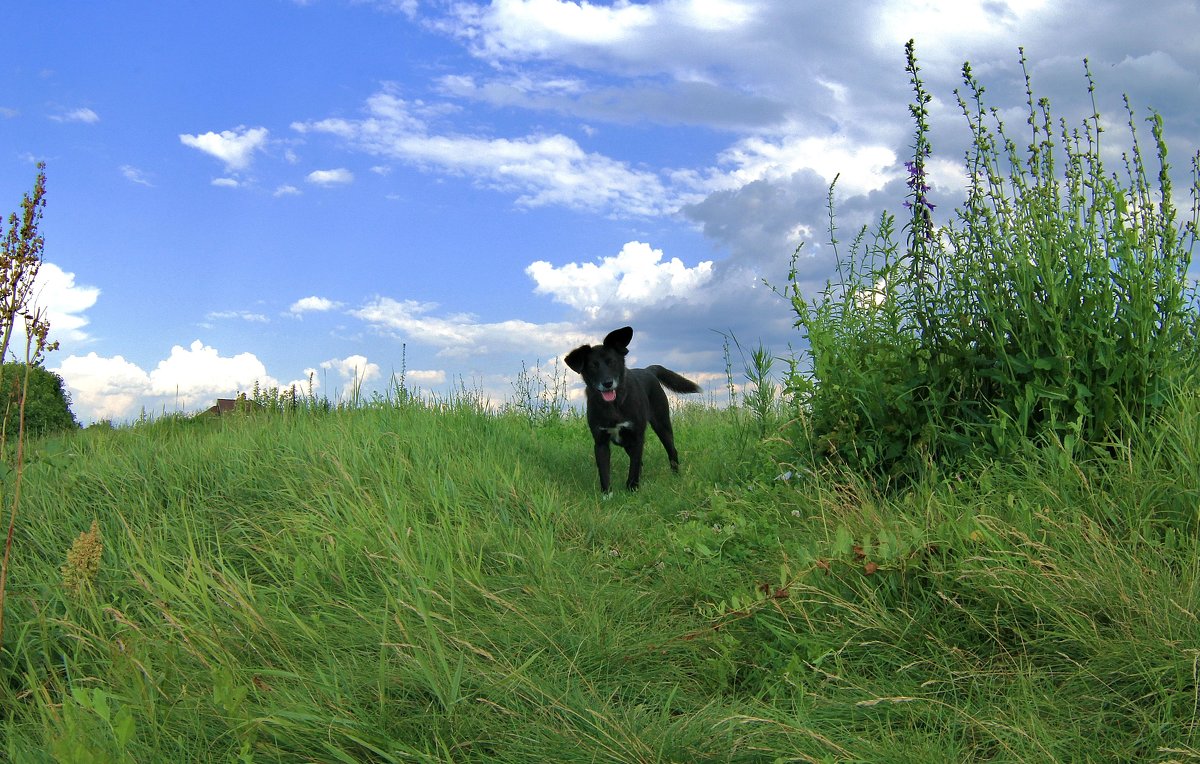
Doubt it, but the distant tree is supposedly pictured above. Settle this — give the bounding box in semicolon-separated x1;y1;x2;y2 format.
1;362;78;439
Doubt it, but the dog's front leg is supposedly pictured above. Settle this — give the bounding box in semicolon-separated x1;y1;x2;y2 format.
623;433;645;491
594;438;612;493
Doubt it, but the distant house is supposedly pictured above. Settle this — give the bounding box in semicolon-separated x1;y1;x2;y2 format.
200;397;263;417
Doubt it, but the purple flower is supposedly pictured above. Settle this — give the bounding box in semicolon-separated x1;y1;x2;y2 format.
903;158;936;212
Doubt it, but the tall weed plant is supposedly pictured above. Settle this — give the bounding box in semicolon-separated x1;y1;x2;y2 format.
787;42;1200;480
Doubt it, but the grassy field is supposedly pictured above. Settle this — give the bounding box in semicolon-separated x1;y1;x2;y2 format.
3;43;1198;762
0;389;1197;762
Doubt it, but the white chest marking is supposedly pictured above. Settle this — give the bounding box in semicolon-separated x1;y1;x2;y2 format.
600;421;633;444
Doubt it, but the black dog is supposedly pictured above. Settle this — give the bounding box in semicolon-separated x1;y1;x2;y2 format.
565;326;701;492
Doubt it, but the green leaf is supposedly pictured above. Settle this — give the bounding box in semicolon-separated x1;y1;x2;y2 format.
1032;356;1059;371
91;689;110;723
832;525;854;558
114;706;136;748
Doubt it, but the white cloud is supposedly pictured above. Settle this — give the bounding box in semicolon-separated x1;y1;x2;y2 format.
450;0;762;79
459;0;657;57
402;131;669;212
404;368;447;386
206;310;270;323
274;184;301;197
212;177;241;188
526;240;713;319
714;132;899;198
148;340;274;400
306;168;354;185
52;107;100;124
53;352;151;421
179;126;269;171
352;297;585;358
289;295;339;314
120;165;154;186
54;341;305;422
320;354;381;384
23;262;101;350
870;0;1052;63
294;91;673;215
437;70;784;130
452;0;759;62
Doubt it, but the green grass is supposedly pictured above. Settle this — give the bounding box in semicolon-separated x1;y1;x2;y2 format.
0;392;1197;762
4;41;1200;762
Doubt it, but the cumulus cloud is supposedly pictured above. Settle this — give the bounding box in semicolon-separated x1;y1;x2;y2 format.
526;241;713;319
23;262;101;349
455;0;658;58
713;132;899;199
53;341;318;422
53;353;151;421
306;168;354;185
179;126;269;171
289;295;340;315
404;368;447;386
451;0;758;66
148;340;273;399
320;354;381;384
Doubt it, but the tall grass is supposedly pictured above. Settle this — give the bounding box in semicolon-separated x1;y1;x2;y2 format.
3;381;1198;760
0;398;761;762
708;389;1200;761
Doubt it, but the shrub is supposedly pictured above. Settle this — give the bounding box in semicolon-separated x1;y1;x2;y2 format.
784;42;1200;480
1;362;80;440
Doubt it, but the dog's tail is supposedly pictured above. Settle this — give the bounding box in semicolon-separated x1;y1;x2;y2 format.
647;365;701;394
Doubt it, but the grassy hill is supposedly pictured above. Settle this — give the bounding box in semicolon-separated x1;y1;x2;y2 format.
1;392;1197;762
4;43;1199;762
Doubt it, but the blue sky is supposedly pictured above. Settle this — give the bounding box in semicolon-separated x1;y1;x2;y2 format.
3;0;1198;422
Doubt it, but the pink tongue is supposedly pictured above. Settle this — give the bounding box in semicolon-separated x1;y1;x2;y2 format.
601;390;617;402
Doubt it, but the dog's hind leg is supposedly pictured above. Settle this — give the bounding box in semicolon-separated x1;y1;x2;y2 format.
646;382;682;472
649;418;681;472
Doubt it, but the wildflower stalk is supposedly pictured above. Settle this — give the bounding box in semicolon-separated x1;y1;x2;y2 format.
903;40;938;353
0;308;54;646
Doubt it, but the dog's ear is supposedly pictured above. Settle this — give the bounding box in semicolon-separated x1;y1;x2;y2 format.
603;326;633;353
564;345;591;374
